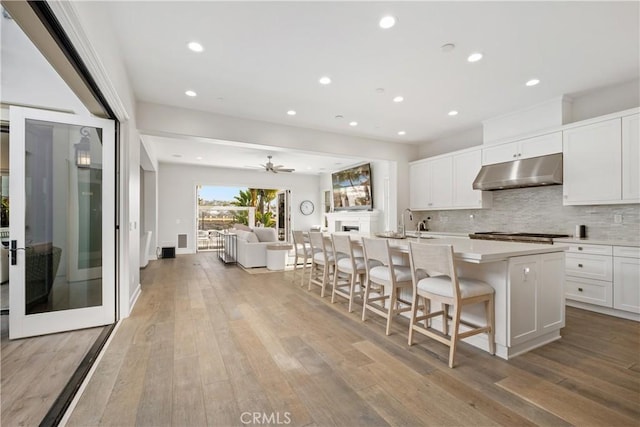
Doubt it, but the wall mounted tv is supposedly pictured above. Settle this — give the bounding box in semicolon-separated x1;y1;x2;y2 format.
332;163;373;211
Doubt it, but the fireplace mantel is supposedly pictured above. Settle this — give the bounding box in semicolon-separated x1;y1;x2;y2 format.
325;210;382;233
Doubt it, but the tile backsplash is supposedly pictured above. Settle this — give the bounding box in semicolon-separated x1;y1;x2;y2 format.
414;186;640;243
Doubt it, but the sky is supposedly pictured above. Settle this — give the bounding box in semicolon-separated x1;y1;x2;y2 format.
198;186;245;202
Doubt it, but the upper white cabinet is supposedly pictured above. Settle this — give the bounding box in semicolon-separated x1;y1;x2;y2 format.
452;150;492;208
482;132;562;165
622;114;640;202
409;156;453;209
409;148;491;211
563;118;623;205
409;161;430;210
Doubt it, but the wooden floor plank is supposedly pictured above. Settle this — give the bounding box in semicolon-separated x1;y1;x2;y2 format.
496;369;638;426
64;253;640;427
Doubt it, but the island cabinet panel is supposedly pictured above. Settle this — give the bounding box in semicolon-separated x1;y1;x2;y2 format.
508;252;565;349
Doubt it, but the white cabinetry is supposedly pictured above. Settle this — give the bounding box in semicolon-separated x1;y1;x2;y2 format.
482;132;562;165
452;149;492;208
613;246;640;314
563;119;622;205
409;158;451;209
429;156;453;208
509;252;565;348
565;243;613;308
622;114;640;202
409;148;491;210
565;242;639;320
409;161;430;210
562;111;639;206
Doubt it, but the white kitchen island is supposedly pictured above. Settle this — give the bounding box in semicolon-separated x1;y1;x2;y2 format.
345;234;568;360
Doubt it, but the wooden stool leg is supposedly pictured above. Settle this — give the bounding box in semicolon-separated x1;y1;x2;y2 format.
442;303;449;335
362;279;371;321
348;272;356;313
386;286;397;335
486;296;496;355
408;292;419;345
448;305;462;368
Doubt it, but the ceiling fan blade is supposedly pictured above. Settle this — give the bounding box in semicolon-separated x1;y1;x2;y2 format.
278;168;295;172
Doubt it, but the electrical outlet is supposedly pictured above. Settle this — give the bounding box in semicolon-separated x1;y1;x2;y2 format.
614;214;623;224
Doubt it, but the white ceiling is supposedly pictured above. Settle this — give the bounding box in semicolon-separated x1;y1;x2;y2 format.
4;3;639;175
105;1;639;148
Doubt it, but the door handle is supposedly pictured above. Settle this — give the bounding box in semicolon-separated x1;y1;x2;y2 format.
8;240;27;265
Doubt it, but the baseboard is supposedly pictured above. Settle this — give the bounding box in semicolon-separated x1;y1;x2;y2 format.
566;301;640;322
129;283;142;314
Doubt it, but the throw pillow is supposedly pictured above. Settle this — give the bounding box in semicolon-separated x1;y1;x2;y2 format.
252;227;277;242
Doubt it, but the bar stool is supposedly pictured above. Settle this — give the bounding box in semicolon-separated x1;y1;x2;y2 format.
308;232;340;297
331;234;368;312
292;230;312;286
407;241;495;368
361;237;413;335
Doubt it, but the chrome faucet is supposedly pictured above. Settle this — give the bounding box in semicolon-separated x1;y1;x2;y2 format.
400;208;413;238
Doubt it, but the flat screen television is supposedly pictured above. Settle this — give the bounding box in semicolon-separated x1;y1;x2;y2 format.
331;163;373;211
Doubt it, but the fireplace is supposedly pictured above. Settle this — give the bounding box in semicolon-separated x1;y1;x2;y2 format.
325;211;381;233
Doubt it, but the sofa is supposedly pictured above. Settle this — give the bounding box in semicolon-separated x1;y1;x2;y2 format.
233;226;279;268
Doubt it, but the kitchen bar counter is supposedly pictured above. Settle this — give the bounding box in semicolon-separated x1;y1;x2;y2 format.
381;235;568;263
335;232;566;360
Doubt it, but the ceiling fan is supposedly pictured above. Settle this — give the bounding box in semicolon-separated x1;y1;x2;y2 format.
261;155;294;173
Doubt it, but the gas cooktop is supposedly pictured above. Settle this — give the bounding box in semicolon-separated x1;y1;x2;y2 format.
469;231;570;244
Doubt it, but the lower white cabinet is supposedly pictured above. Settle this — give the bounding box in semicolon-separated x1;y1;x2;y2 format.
613;247;640;314
509;252;564;347
565;242;640;319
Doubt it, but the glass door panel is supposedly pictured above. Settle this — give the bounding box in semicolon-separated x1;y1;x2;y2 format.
9;107;115;339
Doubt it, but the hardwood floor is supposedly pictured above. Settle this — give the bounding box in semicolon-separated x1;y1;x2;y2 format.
0;315;104;426
66;252;639;426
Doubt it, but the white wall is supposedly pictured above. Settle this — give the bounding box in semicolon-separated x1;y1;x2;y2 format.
137;102;417;224
158;163;322;254
417;78;640;160
63;1;142;317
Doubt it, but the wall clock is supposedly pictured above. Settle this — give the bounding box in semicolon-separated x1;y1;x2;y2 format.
299;200;314;215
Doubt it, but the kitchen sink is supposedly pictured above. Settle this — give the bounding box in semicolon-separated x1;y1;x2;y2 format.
375;231;407;239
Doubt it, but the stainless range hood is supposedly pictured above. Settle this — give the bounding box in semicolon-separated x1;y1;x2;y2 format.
472;153;563;191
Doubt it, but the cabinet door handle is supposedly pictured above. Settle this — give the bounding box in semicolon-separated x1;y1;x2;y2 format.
578;247;583;251
512;154;517;158
578;263;583;268
578;287;583;292
517;153;522;157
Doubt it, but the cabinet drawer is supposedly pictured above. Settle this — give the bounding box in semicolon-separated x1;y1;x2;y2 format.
566;243;613;256
566;253;613;281
565;277;613;307
614;246;640;259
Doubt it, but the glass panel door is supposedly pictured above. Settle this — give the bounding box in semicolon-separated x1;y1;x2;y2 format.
9;106;115;339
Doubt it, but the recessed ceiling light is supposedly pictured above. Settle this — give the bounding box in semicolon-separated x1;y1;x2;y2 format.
187;41;204;52
335;115;344;120
375;88;385;94
172;154;182;158
393;96;404;103
196;156;203;160
525;78;540;87
398;131;406;136
448;110;459;116
467;52;483;63
287;110;297;116
379;15;396;29
185;90;197;97
349;121;358;127
319;76;331;85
